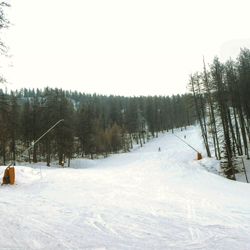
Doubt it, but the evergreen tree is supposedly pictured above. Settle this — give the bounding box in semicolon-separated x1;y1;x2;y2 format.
8;92;20;165
0;91;9;164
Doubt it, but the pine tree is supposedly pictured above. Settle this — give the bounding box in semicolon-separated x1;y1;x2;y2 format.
210;58;233;178
189;74;211;157
0;91;9;164
8;92;20;165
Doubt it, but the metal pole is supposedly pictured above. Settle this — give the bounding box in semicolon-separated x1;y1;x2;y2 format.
173;133;200;153
20;119;64;159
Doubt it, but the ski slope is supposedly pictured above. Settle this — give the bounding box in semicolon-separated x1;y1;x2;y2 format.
1;126;250;250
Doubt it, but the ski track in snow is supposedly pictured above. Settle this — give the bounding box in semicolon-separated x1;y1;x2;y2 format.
1;126;250;249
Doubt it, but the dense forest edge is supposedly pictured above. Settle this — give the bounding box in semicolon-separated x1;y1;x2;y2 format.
0;89;196;167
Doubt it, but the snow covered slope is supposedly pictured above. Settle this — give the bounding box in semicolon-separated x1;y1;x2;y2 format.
1;126;250;250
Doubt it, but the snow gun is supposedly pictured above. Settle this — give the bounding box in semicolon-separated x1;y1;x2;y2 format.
1;119;64;185
173;134;202;160
20;119;64;160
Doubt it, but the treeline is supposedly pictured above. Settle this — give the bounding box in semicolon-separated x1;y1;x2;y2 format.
190;48;250;180
0;88;195;166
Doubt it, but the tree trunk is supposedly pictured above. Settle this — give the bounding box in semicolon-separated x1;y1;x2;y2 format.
190;75;211;157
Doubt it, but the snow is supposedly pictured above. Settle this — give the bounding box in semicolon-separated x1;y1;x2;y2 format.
1;126;250;249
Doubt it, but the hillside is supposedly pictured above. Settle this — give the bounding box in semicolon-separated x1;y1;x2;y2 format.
0;126;250;249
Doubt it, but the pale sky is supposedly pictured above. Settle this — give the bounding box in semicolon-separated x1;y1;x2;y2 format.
2;0;250;96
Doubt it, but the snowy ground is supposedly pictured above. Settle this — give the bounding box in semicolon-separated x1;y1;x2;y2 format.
1;126;250;250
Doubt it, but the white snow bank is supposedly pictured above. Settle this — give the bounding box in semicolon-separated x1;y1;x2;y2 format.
0;165;41;186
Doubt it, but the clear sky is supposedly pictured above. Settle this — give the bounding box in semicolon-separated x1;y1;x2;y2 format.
2;0;250;96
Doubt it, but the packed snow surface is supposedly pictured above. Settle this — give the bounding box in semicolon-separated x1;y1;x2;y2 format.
1;127;250;250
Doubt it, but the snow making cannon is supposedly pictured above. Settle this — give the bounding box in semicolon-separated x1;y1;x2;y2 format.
173;133;202;160
1;119;64;185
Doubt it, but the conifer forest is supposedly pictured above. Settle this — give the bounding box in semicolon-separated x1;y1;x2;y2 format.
190;48;250;180
0;89;195;166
